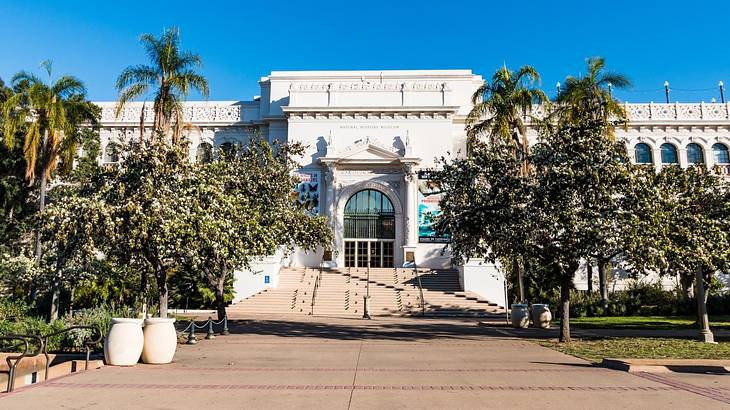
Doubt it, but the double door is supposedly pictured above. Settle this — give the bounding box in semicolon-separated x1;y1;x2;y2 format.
344;240;394;268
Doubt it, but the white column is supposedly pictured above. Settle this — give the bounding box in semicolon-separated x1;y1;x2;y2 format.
403;165;416;246
324;163;339;267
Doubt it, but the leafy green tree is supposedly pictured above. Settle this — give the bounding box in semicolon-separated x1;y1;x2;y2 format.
115;27;209;144
182;140;333;319
465;65;547;301
552;56;632;311
622;165;730;342
438;113;629;342
1;62;98;303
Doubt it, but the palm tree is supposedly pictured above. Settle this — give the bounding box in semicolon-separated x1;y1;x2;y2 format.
554;56;632;136
2;60;97;312
553;57;631;312
466;65;548;157
466;65;547;303
116;27;209;145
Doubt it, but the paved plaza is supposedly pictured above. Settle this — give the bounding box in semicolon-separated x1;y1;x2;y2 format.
2;316;730;409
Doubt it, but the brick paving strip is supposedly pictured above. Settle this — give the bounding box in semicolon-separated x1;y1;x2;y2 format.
39;382;679;392
633;372;730;404
128;366;604;373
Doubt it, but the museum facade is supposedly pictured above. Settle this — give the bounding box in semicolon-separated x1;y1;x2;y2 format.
95;69;730;273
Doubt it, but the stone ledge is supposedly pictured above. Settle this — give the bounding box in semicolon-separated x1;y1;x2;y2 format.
601;358;730;374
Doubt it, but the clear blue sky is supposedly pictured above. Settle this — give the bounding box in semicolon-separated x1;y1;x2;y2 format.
1;0;728;103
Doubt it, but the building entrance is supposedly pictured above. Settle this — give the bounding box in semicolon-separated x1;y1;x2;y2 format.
343;189;395;268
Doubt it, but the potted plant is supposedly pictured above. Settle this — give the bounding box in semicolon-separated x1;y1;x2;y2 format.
530;304;552;329
141;317;177;364
510;304;529;328
104;318;144;366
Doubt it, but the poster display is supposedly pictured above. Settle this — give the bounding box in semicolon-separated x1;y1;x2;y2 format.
417;170;449;243
294;170;321;215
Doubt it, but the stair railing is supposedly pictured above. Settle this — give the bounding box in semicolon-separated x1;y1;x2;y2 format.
310;256;325;315
41;325;102;382
1;334;42;393
413;260;426;317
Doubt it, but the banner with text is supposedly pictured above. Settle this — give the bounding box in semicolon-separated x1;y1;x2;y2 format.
417;170;449;243
294;170;321;215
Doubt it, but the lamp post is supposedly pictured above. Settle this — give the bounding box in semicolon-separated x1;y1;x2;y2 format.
607;82;613;98
720;81;725;104
556;81;561;96
664;81;670;103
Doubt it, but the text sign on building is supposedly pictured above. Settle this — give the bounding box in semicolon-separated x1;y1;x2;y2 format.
294;170;321;215
417;170;449;243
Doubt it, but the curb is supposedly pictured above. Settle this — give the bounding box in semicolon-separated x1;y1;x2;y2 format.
601;358;730;374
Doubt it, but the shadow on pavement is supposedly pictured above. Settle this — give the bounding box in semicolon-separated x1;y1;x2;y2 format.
225;318;509;341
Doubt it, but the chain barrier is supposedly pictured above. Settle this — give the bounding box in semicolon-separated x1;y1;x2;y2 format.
180;316;230;345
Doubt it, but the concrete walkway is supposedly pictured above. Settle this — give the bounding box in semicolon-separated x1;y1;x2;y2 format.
2;316;729;409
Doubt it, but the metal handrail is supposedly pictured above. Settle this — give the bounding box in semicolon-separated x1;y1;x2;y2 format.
41;325;102;382
413;260;426;317
1;334;42;393
310;257;325;315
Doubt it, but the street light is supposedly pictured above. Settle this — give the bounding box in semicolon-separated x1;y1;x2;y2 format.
720;81;725;104
664;81;670;103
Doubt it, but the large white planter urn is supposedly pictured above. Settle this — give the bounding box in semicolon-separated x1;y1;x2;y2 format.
141;318;177;364
531;304;552;329
104;318;144;366
511;304;529;328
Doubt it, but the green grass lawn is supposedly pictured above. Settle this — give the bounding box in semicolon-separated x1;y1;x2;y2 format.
540;337;730;363
570;315;730;330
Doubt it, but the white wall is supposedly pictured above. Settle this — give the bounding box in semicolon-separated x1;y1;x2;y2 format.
457;258;506;308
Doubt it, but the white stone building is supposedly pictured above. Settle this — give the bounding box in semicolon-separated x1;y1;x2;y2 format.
95;70;730;303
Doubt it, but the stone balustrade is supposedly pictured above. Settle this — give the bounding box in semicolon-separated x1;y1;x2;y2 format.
95;101;730;126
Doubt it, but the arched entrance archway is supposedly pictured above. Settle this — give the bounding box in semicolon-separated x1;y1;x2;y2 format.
343;189;395;268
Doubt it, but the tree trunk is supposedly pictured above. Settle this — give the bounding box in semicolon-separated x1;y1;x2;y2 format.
695;268;714;343
158;275;169;318
598;260;608;314
680;274;694;302
515;257;525;303
68;285;75;318
586;262;593;293
30;162;49;302
559;276;572;343
215;272;227;321
49;249;62;322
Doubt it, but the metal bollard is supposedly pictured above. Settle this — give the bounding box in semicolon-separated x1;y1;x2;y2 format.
186;320;198;345
205;317;215;340
221;316;230;336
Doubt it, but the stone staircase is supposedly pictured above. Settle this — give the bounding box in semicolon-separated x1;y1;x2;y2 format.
228;267;505;318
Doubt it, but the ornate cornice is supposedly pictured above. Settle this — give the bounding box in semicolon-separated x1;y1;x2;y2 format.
282;106;459;120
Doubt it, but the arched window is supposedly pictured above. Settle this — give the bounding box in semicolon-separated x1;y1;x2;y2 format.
634;143;653;164
660;143;678;164
713;143;730;164
103;143;120;164
196;142;213;163
686;143;705;165
219;142;236;159
344;189;395;239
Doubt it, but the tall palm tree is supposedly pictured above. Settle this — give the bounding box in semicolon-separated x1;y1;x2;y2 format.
554;56;632;136
466;65;547;302
116;27;209;145
466;65;548;158
553;57;631;312
2;60;97;308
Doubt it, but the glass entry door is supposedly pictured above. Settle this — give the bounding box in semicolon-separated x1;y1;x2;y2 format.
344;240;394;268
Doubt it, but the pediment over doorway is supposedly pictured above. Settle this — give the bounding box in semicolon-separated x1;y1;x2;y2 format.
319;138;419;167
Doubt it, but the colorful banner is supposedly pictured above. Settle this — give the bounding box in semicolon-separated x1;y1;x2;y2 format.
294;170;321;215
417;170;449;243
